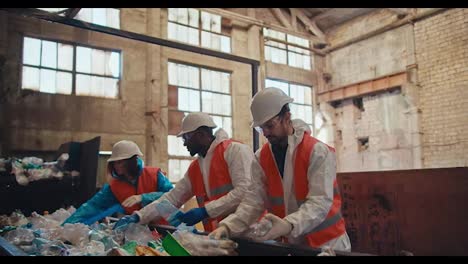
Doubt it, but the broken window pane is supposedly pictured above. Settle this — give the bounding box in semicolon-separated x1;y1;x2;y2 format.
188;8;199;28
91;49;106;75
76;46;91;73
40;68;56;94
93;8;107;26
22;66;40;91
220;36;231;53
23;37;41;66
107;8;120;29
201;11;211;31
76;74;91;95
57;43;73;71
41;40;57;69
56;71;72;94
177;8;188;25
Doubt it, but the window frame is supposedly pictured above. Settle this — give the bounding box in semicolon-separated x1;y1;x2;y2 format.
263;28;313;70
167;60;233;183
21;34;122;98
167;8;231;53
265;77;316;134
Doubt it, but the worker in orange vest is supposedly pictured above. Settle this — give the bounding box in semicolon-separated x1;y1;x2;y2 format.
63;140;173;226
210;87;351;252
114;112;254;232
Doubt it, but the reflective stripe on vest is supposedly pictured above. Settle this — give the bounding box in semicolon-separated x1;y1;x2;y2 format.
259;131;346;248
210;183;234;197
188;139;237;232
110;167;159;214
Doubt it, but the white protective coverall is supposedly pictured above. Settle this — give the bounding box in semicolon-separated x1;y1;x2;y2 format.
220;119;351;251
136;128;254;225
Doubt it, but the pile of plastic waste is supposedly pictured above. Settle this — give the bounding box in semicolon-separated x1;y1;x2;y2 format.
3;153;77;186
0;205;238;256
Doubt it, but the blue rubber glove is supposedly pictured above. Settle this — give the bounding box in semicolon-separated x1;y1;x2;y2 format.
178;207;209;226
113;214;140;230
167;211;184;227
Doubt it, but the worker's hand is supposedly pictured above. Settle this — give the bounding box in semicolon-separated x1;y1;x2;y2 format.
122;195;142;208
256;213;292;241
178;207;209;226
113;214;140;230
209;224;231;240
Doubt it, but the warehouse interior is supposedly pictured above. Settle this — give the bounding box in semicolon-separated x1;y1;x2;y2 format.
0;8;467;256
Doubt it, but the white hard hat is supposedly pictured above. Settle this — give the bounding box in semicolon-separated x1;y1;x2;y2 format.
250;87;294;128
177;112;217;137
107;140;143;162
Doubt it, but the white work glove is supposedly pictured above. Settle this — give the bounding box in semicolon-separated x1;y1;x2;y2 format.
256;213;292;242
209;224;231;240
122;195;142;208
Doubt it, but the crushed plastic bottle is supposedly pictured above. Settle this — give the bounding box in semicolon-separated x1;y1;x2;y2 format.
155;199;183;226
245;217;273;239
4;228;35;246
124;223;154;246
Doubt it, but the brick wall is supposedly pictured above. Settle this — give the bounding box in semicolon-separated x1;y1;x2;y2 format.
335;90;416;172
414;8;468;167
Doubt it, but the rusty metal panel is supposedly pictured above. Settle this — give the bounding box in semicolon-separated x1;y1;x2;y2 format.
338;167;468;255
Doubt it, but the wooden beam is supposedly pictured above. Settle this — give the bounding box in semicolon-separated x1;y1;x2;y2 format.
317;72;407;103
271;8;292;29
200;8;322;42
292;8;326;42
289;8;297;30
386;8;410;16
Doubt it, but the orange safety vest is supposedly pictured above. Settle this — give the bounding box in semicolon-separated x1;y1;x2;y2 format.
110;167;169;225
259;132;346;248
188;139;236;232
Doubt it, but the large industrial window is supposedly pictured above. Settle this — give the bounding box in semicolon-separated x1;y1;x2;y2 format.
21;36;121;98
167;61;232;182
35;8;120;29
167;8;231;53
265;79;314;132
75;8;120;29
263;28;312;70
